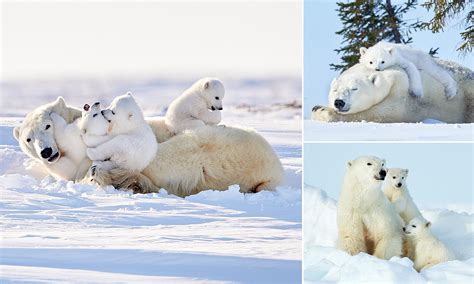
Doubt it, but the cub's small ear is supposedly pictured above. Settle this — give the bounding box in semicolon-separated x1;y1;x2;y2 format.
81;128;87;135
425;221;431;228
128;112;134;120
83;104;90;111
125;92;132;97
360;47;367;56
13;126;20;140
330;78;337;87
203;80;210;90
368;73;378;85
347;161;352;167
386;47;394;55
404;169;409;175
55;96;67;108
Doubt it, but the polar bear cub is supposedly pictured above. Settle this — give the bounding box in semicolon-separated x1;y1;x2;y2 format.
165;78;225;134
403;217;455;271
50;102;111;180
359;42;457;99
337;155;404;260
382;168;427;225
86;93;158;172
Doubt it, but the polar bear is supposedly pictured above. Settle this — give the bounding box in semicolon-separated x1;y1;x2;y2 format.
165;78;224;134
337;156;404;260
50;102;112;180
13;97;82;180
382;168;427;225
403;217;455;271
312;60;473;123
86;93;158;172
87;123;284;197
360;42;457;98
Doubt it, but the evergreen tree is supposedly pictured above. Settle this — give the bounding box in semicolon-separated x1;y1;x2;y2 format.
331;0;418;71
417;0;473;55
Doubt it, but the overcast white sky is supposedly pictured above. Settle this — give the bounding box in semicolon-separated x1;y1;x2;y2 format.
0;1;301;80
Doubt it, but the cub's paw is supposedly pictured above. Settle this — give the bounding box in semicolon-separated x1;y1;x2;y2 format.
408;88;423;98
445;86;458;100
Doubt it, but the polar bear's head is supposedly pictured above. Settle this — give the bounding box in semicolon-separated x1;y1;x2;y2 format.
328;72;392;114
79;102;110;136
403;217;431;236
386;168;408;189
359;45;396;71
347;155;387;182
194;78;225;111
102;93;145;135
13;97;81;164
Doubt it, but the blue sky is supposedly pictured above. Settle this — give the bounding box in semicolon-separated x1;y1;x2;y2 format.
304;0;474;118
304;143;474;212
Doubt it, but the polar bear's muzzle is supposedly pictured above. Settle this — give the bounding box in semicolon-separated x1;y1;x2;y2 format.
333;99;350;113
374;169;386;181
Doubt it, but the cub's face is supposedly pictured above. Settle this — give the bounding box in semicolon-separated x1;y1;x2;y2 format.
347;155;387;182
80;102;110;136
387;168;408;189
102;93;143;134
201;78;225;111
329;73;388;114
360;46;396;71
403;217;430;236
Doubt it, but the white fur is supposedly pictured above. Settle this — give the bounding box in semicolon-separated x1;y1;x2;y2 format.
313;61;473;123
13;97;83;180
337;156;404;260
383;168;427;225
165;78;224;134
360;42;457;99
404;217;455;271
86;93;158;172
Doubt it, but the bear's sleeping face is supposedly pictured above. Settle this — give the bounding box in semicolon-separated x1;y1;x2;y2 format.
80;102;110;136
13;97;68;164
347;155;387;182
403;217;431;236
102;93;145;135
386;168;408;189
328;73;391;114
359;45;396;71
199;78;225;111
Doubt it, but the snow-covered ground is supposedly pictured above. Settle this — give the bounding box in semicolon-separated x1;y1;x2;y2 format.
303;185;474;283
0;77;302;283
304;120;474;141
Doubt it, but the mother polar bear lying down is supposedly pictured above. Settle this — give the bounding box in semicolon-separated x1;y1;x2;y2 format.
13;96;284;198
312;60;473;123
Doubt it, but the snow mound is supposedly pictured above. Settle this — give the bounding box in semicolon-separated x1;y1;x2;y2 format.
304;185;474;283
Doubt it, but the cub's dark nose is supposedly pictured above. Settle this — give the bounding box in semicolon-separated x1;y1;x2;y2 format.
101;110;104;115
375;68;381;71
41;147;52;159
403;227;406;232
211;106;216;111
218;107;223;110
397;182;402;188
379;169;386;178
334;99;345;110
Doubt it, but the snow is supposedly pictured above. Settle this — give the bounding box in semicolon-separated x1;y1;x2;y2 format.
303;185;474;283
304;120;474;141
0;77;301;283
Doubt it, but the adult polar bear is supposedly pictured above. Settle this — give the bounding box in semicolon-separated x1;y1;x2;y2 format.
337;156;404;260
13;97;284;197
312;60;473;123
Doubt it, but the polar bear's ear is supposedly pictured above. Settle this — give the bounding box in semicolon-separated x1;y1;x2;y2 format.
13;126;20;141
83;104;90;111
368;74;379;85
203;80;211;90
55;96;67;108
125;92;132;97
360;47;367;56
386;47;394;55
425;221;431;228
330;78;337;87
347;161;352;167
128;112;134;120
403;169;409;175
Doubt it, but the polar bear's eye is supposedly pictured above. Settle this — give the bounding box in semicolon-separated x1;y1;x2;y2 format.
215;97;220;100
351;88;358;91
393;176;396;179
93;114;98;117
369;61;373;64
402;177;404;179
381;61;385;64
412;225;416;228
26;138;31;143
45;124;51;130
367;163;372;166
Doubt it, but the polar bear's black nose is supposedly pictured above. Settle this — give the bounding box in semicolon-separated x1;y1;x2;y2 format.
375;68;381;71
334;99;345;110
379;169;386;178
41;147;52;159
211;106;216;111
403;227;406;232
397;182;402;187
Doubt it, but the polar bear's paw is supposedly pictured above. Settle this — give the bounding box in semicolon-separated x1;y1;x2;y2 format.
408;88;423;98
311;105;338;122
86;148;101;161
445;84;458;100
